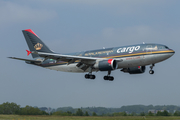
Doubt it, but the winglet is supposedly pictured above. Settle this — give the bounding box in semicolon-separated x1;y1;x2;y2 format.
26;50;32;56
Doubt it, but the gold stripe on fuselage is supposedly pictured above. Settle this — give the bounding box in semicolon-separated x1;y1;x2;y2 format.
104;50;174;59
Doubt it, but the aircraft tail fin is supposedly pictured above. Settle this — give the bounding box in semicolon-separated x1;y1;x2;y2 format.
22;29;53;58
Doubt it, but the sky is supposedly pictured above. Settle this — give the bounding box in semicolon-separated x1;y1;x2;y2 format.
0;0;180;108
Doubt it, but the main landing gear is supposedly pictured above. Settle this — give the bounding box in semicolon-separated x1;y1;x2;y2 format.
85;67;96;80
84;68;114;81
104;71;114;81
149;64;155;74
85;74;96;79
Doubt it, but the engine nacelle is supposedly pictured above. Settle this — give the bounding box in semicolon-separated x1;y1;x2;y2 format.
121;66;146;74
94;59;118;71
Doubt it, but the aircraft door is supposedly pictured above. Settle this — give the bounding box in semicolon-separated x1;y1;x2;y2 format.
144;45;154;64
146;45;152;54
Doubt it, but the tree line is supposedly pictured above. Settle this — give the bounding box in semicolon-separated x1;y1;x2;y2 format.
55;105;180;116
52;108;97;116
52;109;180;116
0;102;48;115
1;102;180;116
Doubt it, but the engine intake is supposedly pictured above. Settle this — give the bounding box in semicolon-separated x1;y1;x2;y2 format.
121;66;146;74
94;59;118;71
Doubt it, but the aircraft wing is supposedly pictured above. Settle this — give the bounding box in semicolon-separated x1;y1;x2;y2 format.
32;51;103;65
8;57;42;63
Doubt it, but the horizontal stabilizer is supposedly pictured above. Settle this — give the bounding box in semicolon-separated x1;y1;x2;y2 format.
8;57;42;63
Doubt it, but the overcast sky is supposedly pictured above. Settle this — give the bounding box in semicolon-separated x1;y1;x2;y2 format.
0;0;180;108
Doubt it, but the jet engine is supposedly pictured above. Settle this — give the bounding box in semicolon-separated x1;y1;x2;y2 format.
94;59;118;71
121;66;146;74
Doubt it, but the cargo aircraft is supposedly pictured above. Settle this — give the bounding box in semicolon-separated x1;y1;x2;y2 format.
9;29;175;81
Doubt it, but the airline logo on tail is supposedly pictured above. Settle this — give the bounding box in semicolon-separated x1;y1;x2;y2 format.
34;43;43;50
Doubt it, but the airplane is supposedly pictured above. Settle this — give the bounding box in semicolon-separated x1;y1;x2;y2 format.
9;29;175;81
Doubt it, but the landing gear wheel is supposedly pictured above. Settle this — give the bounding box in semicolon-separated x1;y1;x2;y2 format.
108;76;114;81
104;76;109;80
85;74;90;79
85;74;96;79
149;70;154;74
104;71;114;81
149;64;155;75
90;75;96;79
85;67;96;80
104;76;114;81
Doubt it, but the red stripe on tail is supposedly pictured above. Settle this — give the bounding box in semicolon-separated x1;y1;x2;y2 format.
25;29;39;38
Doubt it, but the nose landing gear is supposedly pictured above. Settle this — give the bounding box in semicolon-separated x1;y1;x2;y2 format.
149;64;155;74
149;70;154;74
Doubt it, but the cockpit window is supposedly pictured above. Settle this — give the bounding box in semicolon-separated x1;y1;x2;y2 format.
158;46;169;50
165;46;169;49
158;46;164;49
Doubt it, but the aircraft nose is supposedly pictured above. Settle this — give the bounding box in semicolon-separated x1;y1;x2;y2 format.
169;49;175;57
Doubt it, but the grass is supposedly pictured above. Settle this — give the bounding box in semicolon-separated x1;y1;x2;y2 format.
0;115;180;120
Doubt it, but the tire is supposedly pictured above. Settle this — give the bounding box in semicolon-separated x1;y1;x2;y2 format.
85;74;90;79
92;75;96;79
90;75;96;79
109;76;114;81
104;76;108;80
149;70;154;74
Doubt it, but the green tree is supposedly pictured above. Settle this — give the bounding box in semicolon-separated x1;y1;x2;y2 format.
130;112;136;116
156;110;170;116
66;111;72;116
85;111;89;116
123;112;127;116
174;111;180;116
140;112;145;116
113;112;127;116
52;111;63;115
0;102;20;114
53;111;72;116
19;105;48;115
148;111;154;116
156;111;162;116
92;112;97;116
163;110;170;116
75;109;84;116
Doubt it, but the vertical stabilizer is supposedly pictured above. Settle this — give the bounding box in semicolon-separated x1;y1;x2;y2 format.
22;29;53;58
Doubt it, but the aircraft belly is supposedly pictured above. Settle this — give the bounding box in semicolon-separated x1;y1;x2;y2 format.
143;54;154;65
117;53;173;68
44;64;85;73
117;56;145;68
142;53;173;65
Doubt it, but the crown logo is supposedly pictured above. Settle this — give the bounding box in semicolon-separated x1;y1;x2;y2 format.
34;43;43;50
